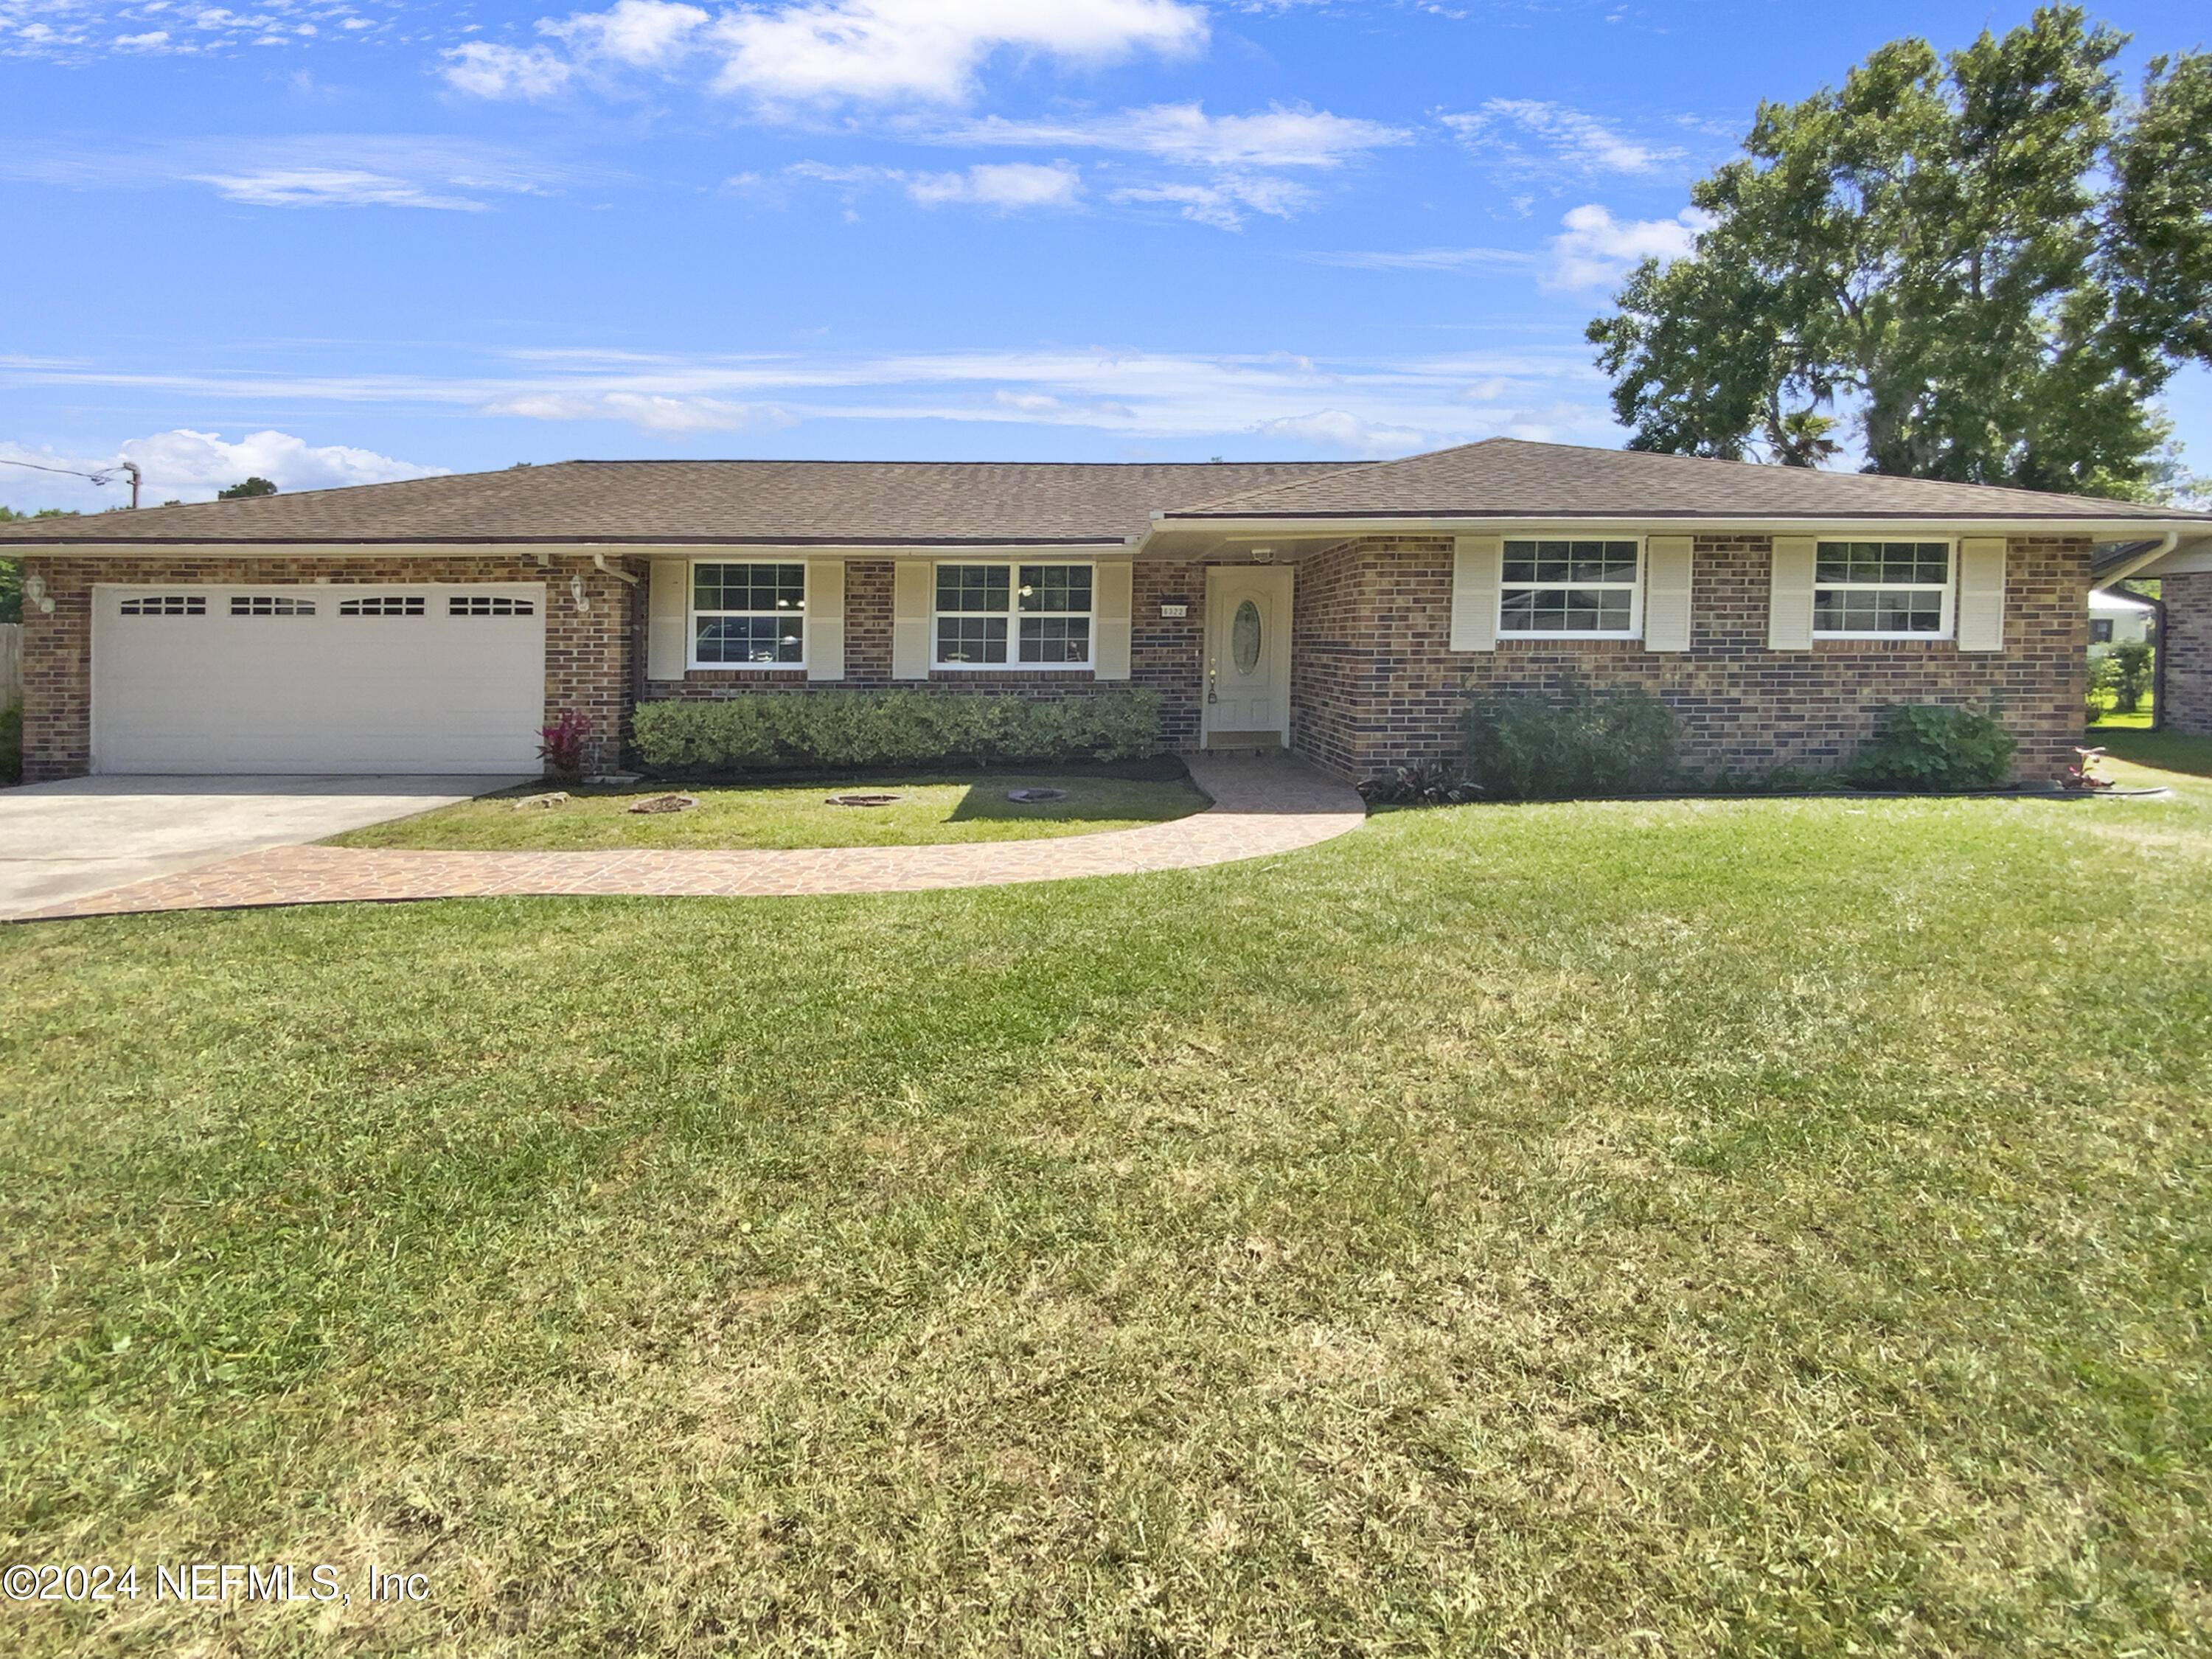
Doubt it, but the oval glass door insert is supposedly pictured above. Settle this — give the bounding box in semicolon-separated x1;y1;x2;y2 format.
1232;599;1262;675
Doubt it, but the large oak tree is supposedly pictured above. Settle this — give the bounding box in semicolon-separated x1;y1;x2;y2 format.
1588;7;2212;498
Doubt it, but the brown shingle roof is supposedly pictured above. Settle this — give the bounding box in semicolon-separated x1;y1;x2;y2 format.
0;459;1359;546
1168;438;2212;522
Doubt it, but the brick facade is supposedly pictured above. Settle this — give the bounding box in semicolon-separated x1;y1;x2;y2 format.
16;554;638;782
2161;571;2212;737
1290;533;2090;784
14;537;2093;786
635;558;1209;754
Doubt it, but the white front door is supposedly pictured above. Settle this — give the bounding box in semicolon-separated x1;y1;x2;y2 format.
91;583;547;774
1202;566;1293;747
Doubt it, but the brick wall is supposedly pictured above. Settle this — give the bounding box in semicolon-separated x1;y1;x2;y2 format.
2162;571;2212;736
636;557;1208;754
1291;533;2090;783
17;554;639;782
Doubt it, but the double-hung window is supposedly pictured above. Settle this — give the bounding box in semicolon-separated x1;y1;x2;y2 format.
935;563;1093;667
694;563;804;667
1813;542;1950;638
1499;539;1641;637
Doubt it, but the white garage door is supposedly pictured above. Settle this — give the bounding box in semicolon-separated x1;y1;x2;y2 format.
91;583;548;774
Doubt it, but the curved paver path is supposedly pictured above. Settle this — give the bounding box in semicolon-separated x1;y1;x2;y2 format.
15;754;1367;921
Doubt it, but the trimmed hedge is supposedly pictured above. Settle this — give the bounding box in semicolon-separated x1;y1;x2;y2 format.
631;690;1163;772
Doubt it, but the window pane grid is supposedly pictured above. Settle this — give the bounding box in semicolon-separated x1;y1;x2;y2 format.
936;563;1091;665
937;616;1009;664
695;564;805;614
1499;539;1638;635
1814;541;1950;636
694;563;806;665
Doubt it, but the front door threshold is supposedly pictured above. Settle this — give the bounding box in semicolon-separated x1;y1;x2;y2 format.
1202;731;1284;750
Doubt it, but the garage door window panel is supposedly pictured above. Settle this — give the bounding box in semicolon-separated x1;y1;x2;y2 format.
694;563;805;667
119;596;206;616
339;595;427;617
451;595;535;617
231;595;316;616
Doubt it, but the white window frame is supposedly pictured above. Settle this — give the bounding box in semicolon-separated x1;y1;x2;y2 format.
689;560;807;671
1497;536;1644;641
932;560;1096;671
1812;539;1955;641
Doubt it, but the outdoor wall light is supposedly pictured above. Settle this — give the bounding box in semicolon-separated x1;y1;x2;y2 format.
23;574;54;615
570;574;588;613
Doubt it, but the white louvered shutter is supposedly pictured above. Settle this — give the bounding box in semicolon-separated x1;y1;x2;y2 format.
1450;536;1501;652
1093;562;1133;680
1643;535;1693;652
647;559;688;681
804;558;845;681
891;562;932;680
1955;538;2007;652
1768;537;1817;650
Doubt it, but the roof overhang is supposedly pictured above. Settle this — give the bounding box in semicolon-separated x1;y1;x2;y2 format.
0;537;1144;557
1149;512;2206;538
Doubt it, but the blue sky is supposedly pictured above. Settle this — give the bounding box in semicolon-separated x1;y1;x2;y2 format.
4;0;2208;508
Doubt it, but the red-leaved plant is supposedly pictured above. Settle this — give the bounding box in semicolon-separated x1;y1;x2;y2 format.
538;709;591;774
2065;746;2115;790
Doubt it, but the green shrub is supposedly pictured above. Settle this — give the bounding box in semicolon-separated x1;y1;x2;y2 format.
2087;653;2122;718
1841;703;2017;790
0;701;19;786
2109;641;2154;714
630;690;1163;772
1460;678;1680;800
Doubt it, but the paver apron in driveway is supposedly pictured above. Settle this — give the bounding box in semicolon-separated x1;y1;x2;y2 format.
12;756;1368;921
0;775;532;921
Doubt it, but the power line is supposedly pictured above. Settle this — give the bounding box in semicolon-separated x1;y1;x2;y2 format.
0;456;141;506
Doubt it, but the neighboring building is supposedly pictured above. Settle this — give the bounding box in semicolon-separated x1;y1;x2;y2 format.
2088;588;2155;655
6;439;2209;786
2100;538;2212;735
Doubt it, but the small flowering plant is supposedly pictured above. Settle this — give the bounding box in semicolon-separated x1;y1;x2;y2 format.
2065;746;2115;790
538;710;591;776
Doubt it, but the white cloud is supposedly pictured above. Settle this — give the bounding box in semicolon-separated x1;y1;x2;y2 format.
1111;173;1310;230
1544;203;1709;291
1;0;388;61
441;41;576;99
0;429;447;509
481;391;799;435
707;0;1206;105
442;0;1206;106
941;102;1408;168
1251;410;1428;457
907;161;1081;209
544;0;706;66
1444;100;1680;174
7;136;580;210
1296;246;1536;271
784;159;1083;212
192;168;493;210
0;344;1627;456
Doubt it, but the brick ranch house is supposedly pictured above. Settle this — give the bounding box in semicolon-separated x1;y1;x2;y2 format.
7;438;2208;786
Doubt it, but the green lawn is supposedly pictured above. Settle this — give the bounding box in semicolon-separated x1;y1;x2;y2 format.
5;759;2212;1654
324;772;1208;852
2093;725;2212;780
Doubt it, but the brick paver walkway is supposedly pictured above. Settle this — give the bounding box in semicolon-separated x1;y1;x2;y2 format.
15;754;1366;921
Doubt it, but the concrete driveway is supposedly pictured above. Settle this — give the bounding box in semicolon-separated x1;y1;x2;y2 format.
0;775;532;920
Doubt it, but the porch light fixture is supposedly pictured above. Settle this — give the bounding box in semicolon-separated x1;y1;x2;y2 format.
23;574;54;614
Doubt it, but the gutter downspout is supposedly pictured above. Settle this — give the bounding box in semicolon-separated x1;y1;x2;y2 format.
2097;531;2179;587
591;552;640;586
